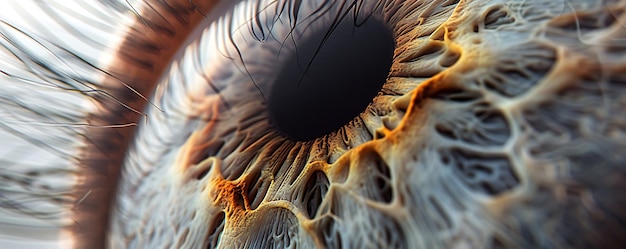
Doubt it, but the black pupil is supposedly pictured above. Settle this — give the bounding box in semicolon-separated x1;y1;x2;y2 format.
269;16;395;141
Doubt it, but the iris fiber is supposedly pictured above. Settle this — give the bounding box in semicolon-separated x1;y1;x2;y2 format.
0;0;625;248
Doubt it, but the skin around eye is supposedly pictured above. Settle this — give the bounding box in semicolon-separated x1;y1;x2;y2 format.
0;1;137;248
2;0;626;249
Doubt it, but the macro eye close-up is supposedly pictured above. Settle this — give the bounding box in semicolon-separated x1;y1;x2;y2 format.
1;0;625;248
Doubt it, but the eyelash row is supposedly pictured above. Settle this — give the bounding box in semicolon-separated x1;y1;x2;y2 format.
215;0;385;101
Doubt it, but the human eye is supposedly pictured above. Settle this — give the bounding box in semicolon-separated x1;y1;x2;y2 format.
1;0;626;248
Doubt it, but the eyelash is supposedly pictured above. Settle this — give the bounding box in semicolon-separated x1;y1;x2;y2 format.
207;0;386;101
